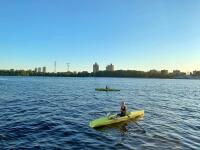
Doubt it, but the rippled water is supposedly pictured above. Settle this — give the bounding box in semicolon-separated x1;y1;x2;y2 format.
0;77;199;149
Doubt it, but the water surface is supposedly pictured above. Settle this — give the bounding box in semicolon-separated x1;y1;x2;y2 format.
0;77;199;149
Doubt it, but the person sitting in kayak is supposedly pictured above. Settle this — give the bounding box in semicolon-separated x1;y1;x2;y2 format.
119;101;127;117
107;101;128;119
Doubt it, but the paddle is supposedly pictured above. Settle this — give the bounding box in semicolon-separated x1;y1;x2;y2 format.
127;113;146;133
134;122;146;133
89;107;138;115
88;110;118;115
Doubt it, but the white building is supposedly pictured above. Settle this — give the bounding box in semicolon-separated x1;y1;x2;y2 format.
106;64;114;71
93;63;99;73
38;67;42;73
42;67;46;73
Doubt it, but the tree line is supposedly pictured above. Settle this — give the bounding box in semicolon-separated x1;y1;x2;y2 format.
0;69;188;78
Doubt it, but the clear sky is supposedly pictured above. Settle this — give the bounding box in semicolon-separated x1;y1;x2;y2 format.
0;0;200;73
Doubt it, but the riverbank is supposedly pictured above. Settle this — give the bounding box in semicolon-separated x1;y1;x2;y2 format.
0;69;199;79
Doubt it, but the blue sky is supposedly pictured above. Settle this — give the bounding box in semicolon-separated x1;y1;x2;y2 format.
0;0;200;72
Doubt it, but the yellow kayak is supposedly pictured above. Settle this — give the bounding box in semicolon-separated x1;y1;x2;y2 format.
89;110;144;128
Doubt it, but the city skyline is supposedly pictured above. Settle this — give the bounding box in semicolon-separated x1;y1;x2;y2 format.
1;62;198;75
0;0;200;72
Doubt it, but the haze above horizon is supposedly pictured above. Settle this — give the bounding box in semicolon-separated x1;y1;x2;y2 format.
0;0;200;72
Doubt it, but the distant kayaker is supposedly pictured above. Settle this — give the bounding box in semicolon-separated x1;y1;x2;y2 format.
119;101;127;117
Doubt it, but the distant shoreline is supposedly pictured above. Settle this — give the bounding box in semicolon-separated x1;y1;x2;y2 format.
0;69;199;79
0;75;199;80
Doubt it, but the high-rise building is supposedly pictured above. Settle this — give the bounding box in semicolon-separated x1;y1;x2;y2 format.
106;64;114;71
42;67;46;73
93;62;99;73
35;68;37;72
38;67;42;73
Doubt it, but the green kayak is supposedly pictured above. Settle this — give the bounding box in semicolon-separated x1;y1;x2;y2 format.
90;110;144;128
95;88;120;92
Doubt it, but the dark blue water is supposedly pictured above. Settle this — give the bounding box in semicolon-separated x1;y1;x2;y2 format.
0;77;199;149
